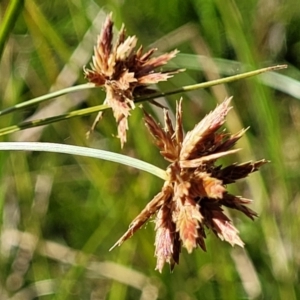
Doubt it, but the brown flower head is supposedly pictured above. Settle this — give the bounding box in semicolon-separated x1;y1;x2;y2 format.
84;13;182;147
110;97;268;272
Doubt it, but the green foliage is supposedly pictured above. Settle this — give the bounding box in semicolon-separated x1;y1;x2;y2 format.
0;0;299;299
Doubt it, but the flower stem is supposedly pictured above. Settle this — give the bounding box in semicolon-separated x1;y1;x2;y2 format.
0;65;287;136
135;64;288;102
0;104;108;136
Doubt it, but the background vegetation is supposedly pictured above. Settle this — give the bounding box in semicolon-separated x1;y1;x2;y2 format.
1;0;300;299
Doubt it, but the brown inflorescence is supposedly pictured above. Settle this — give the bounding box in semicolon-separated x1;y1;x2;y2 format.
111;97;267;272
84;14;182;147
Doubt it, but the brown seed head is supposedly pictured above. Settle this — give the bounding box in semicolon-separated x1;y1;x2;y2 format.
111;97;268;272
84;14;182;147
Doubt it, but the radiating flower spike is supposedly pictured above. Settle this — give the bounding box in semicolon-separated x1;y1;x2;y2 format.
112;97;268;272
84;13;183;147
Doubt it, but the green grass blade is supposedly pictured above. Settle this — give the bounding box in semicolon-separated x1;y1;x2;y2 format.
0;142;167;180
0;83;97;116
24;1;70;62
0;0;24;60
0;104;109;136
136;65;287;102
175;55;300;99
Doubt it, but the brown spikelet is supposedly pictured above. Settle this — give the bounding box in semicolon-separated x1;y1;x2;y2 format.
110;183;172;250
174;198;202;253
112;97;268;271
213;159;269;184
180;97;232;160
154;205;176;272
210;210;244;247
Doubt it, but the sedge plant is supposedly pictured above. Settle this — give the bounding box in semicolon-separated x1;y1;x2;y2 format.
0;13;288;273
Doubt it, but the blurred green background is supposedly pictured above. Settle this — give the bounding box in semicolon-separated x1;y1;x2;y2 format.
1;0;300;299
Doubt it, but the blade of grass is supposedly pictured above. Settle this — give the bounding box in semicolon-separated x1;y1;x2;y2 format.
175;54;300;99
0;142;167;180
0;0;24;60
136;64;287;102
215;1;296;299
0;103;109;136
24;1;70;62
0;83;97;116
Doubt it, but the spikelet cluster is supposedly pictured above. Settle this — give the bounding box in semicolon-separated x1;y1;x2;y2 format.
111;97;267;272
84;14;182;147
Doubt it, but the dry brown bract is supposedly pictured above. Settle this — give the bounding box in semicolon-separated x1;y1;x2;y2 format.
84;14;182;147
111;97;268;272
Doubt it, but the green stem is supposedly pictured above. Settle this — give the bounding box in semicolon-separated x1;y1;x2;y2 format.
0;104;109;136
0;65;287;117
0;0;24;60
136;64;288;102
0;65;287;136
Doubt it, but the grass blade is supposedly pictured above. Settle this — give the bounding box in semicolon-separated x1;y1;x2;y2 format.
0;142;167;180
0;83;97;116
0;0;24;60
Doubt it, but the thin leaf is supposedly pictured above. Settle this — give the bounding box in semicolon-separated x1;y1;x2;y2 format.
0;0;24;60
0;65;286;118
0;142;167;180
0;83;97;116
135;65;287;102
0;103;108;136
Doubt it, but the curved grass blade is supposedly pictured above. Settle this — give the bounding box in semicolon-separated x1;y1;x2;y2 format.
0;142;167;180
